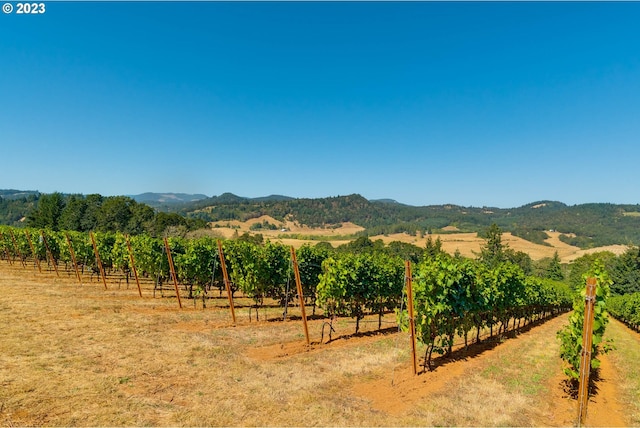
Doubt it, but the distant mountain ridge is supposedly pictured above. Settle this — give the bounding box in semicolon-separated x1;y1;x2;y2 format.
0;189;39;199
129;192;295;207
129;192;209;205
370;198;404;205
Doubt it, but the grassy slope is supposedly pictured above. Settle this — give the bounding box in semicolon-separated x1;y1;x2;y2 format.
604;319;640;425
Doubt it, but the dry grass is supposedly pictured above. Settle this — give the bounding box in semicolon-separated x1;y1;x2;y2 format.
1;262;638;426
209;215;365;243
602;319;640;425
0;262;404;426
206;216;629;261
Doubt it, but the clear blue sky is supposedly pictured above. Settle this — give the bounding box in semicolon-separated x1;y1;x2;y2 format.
2;2;639;208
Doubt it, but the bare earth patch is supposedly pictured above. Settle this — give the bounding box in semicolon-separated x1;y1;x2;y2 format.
352;312;630;427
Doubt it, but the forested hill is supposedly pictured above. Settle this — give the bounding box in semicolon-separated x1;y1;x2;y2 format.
2;189;640;248
179;194;640;249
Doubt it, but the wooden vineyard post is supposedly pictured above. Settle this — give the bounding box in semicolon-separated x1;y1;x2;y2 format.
163;237;182;309
65;233;82;285
125;235;142;298
90;232;108;290
405;260;418;375
217;240;236;324
40;231;59;277
0;231;14;265
25;230;42;273
577;277;598;426
291;247;310;346
9;230;26;268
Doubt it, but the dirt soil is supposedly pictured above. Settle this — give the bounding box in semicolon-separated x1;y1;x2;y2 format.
351;313;629;427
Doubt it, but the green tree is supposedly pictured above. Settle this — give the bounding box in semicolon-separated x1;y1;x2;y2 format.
385;241;424;263
424;236;444;259
27;192;65;230
98;197;134;233
609;246;640;295
80;194;103;231
338;236;375;253
546;251;564;281
505;249;533;275
478;223;506;267
153;212;187;237
567;252;617;291
59;195;87;231
128;203;155;235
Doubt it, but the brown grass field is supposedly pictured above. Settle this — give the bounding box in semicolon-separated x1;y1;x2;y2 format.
1;260;640;426
208;217;629;263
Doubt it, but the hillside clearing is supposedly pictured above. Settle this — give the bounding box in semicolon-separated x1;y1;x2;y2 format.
207;219;629;262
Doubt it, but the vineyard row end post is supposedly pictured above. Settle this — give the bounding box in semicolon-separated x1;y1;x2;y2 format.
405;260;418;375
163;237;182;309
291;246;310;346
125;235;143;298
90;232;108;290
0;231;14;265
40;231;60;277
10;229;26;268
217;240;236;325
577;277;597;427
65;232;82;285
25;230;42;274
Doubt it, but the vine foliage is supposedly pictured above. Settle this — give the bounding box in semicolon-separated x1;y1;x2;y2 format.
557;259;614;380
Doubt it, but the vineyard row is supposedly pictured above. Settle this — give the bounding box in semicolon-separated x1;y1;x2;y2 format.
0;226;574;368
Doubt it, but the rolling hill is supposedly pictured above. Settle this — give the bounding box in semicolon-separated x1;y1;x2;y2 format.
2;189;640;250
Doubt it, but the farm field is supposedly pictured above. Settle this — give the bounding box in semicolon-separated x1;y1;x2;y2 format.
207;216;629;263
1;261;639;426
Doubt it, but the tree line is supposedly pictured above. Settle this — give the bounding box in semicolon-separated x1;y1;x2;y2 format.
24;192;207;237
4;190;640;249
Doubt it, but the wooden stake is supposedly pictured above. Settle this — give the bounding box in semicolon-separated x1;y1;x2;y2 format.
0;231;14;265
40;231;59;277
163;237;182;309
577;277;597;426
125;235;142;298
291;246;310;345
217;240;236;324
9;229;26;268
65;233;82;285
406;260;418;375
90;232;108;290
25;230;42;273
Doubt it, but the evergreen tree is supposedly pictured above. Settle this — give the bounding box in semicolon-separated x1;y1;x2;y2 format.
546;251;564;281
610;246;640;295
27;192;65;230
478;223;506;267
425;235;444;259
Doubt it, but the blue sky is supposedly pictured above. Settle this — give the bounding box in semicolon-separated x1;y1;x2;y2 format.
1;2;639;208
